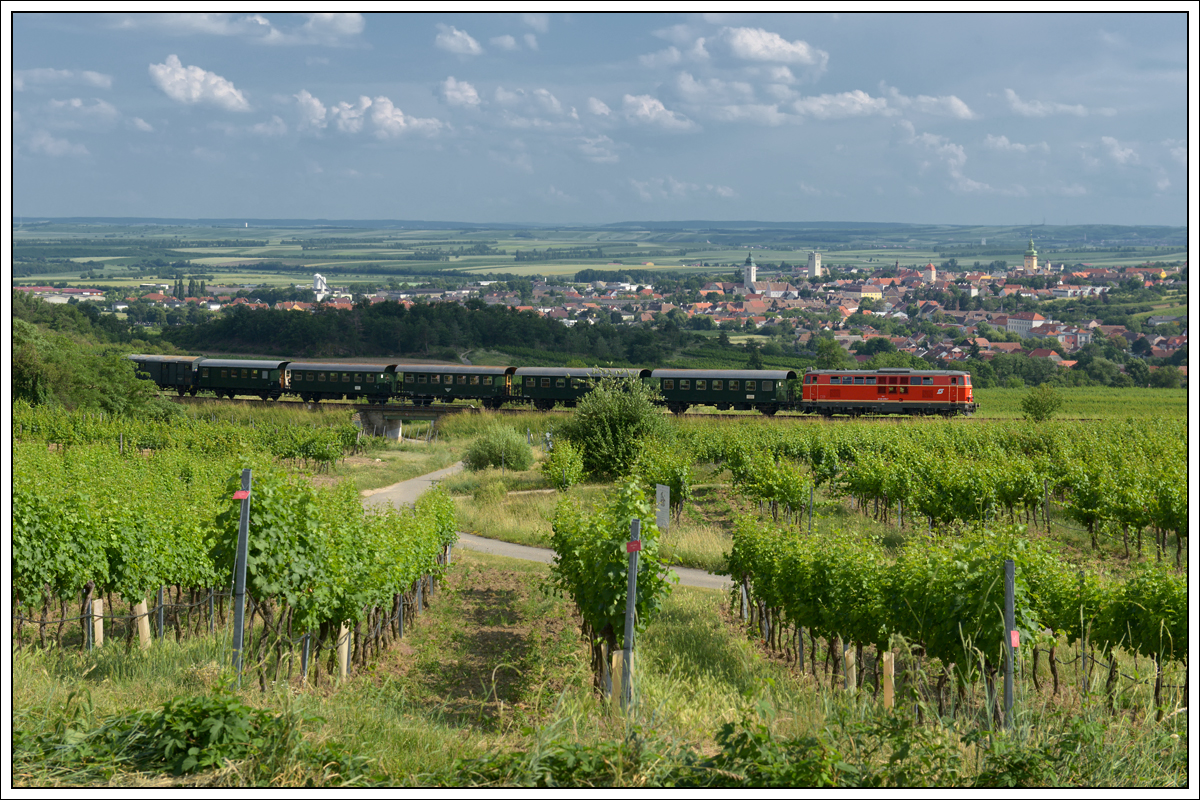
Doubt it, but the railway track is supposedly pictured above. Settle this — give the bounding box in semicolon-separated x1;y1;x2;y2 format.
169;395;1053;422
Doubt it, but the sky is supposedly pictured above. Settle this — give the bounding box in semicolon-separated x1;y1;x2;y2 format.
10;11;1192;226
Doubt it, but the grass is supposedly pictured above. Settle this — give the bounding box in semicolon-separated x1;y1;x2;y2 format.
13;547;1187;787
972;387;1188;419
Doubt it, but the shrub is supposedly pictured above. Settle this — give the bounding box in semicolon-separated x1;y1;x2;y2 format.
464;425;533;472
559;377;668;480
634;444;693;522
542;438;585;490
474;480;507;505
1020;384;1063;423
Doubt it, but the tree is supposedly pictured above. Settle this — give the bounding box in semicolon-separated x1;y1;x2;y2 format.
1126;358;1150;387
1150;365;1181;389
559;377;668;480
717;330;731;347
815;336;851;370
745;340;765;370
1020;383;1063;422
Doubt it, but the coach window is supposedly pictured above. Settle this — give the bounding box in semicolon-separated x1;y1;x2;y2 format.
355;373;363;382
762;380;773;391
318;373;326;382
696;380;706;390
307;372;315;381
712;380;722;390
681;380;690;390
445;375;454;384
541;378;551;388
366;374;374;383
663;379;674;390
729;380;739;391
342;373;351;383
557;378;566;388
431;375;440;384
203;368;210;378
483;376;492;385
746;381;756;391
418;374;427;383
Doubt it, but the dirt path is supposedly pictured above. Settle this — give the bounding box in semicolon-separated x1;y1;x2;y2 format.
362;465;732;590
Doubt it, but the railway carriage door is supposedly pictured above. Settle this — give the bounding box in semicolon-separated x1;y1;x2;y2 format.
950;376;959;403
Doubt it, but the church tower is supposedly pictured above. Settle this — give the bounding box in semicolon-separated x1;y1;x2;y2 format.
1024;236;1038;272
807;250;822;278
743;254;757;291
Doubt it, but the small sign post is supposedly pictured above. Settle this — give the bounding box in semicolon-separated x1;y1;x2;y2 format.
1003;558;1016;728
622;519;641;711
231;469;252;687
655;484;670;533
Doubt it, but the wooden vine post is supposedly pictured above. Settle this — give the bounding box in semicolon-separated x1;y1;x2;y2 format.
91;598;104;648
883;651;895;709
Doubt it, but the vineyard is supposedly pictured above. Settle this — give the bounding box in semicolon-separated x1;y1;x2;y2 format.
12;402;457;686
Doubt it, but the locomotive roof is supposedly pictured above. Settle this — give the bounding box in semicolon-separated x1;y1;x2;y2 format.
198;358;291;369
805;367;970;375
396;365;517;375
514;367;652;378
652;369;797;380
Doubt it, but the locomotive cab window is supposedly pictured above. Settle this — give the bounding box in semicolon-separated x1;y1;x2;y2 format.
853;377;863;385
830;376;840;384
923;377;934;385
866;377;876;385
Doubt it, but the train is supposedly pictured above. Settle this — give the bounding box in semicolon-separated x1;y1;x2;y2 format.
127;355;977;417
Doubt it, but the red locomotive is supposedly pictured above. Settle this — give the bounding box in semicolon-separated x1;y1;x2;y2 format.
800;367;976;417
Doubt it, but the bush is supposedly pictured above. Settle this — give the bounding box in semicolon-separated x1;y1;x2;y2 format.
542;439;585;490
559;377;668;480
474;480;507;505
464;425;533;472
634;444;693;522
1020;384;1063;423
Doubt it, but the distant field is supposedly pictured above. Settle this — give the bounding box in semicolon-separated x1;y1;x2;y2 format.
973;387;1187;419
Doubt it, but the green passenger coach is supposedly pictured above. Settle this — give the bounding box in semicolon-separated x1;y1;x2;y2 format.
285;362;397;404
197;359;290;400
513;367;651;410
651;369;797;415
397;365;516;409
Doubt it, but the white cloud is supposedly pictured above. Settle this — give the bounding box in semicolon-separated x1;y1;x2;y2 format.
294;89;328;129
489;144;533;173
1164;139;1186;165
27;129;88;156
587;97;612;116
722;27;828;70
708;104;790;126
524;33;539;51
129;117;154;132
491;34;519;51
903;124;992;193
653;23;697;46
435;23;483;55
15;68;112;91
883;84;975;119
547;185;576;203
251;115;287;136
522;13;549;33
533;88;562;114
675;72;755;105
793;90;891;119
766;66;796;84
640;47;682;68
114;13;363;46
149;54;250;111
983;134;1049;154
442;77;480;107
578;135;619;163
630;176;733;201
1156;176;1170;191
47;97;120;127
330;96;372;133
623;94;695;130
1101;136;1138;164
370;96;443;138
1003;88;1112;117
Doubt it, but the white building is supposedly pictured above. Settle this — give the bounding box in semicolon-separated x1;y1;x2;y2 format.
807;251;822;278
313;273;329;302
743;255;757;290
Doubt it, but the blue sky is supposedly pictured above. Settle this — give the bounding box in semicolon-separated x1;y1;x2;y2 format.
11;11;1190;225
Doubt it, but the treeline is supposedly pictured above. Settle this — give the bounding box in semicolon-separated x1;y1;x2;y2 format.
160;300;703;363
515;247;606;262
574;268;663;284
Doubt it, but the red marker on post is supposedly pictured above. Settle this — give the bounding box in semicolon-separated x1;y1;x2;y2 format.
233;490;250;500
627;540;642;553
1010;630;1020;648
